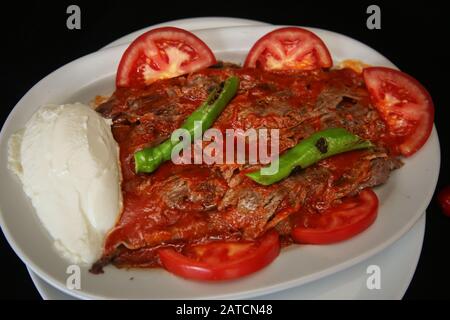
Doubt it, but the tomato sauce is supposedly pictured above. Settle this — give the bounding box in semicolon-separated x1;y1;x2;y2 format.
95;66;397;270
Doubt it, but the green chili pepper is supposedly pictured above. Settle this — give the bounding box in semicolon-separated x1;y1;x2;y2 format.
134;76;240;173
246;128;373;185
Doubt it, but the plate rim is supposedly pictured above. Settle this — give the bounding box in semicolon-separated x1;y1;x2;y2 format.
27;214;427;300
102;16;270;50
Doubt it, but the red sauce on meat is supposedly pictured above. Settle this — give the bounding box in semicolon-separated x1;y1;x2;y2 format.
95;66;397;270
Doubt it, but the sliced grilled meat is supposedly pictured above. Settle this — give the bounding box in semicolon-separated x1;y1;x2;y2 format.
94;65;401;271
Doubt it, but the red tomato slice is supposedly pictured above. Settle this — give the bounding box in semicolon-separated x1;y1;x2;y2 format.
363;67;434;156
437;186;450;217
292;189;378;244
244;27;332;71
116;27;216;87
158;231;280;281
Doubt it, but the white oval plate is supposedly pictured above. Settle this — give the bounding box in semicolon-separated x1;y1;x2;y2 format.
0;25;440;299
26;17;426;300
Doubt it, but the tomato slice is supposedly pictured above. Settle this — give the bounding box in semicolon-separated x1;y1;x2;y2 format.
158;231;280;281
116;27;216;87
292;189;378;244
244;27;332;71
437;186;450;217
363;67;434;156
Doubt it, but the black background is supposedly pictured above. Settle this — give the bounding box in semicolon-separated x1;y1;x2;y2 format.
1;0;449;300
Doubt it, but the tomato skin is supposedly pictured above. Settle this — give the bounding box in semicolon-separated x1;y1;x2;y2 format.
158;231;280;281
116;27;216;87
438;186;450;217
292;189;378;244
244;27;332;71
363;67;434;156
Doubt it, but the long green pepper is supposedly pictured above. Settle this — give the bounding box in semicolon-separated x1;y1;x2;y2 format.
134;76;240;173
246;128;373;185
